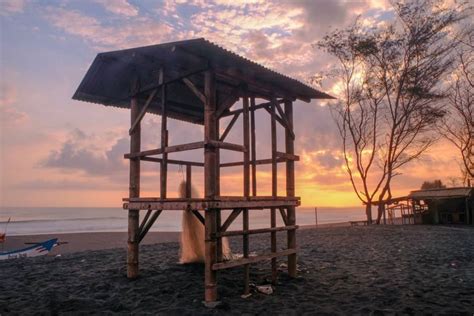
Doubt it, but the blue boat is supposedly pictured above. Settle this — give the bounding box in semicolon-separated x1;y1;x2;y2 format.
0;238;58;260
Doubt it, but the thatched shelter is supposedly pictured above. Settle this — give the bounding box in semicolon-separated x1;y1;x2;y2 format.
73;38;333;302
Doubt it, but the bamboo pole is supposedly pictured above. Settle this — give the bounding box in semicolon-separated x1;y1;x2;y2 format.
204;70;218;303
250;97;257;197
285;99;297;277
270;98;277;284
243;208;250;295
243;93;250;294
160;84;168;199
127;95;140;279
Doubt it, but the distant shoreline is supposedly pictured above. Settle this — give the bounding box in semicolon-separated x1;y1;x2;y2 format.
3;222;352;254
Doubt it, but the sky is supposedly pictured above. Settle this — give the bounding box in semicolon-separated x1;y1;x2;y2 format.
0;0;465;208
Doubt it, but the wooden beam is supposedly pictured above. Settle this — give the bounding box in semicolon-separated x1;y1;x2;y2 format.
218;225;299;237
279;208;289;226
219;112;240;142
276;152;300;161
212;249;298;270
124;198;300;211
186;165;192;198
124;141;205;158
204;69;218;303
285;99;297;278
141;157;204;167
138;209;152;233
220;100;279;118
250;97;257;197
191;210;205;225
182;77;206;104
127;95;140;279
206;140;247;152
243;208;250;295
220;157;288;168
138;210;162;243
243;95;250;198
129;88;159;135
221;209;242;232
215;86;241;117
160;84;168;199
275;102;295;140
270;97;277;284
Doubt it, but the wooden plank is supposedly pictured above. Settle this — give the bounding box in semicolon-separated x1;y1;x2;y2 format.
221;209;241;232
138;210;162;243
128;96;140;279
218;225;298;237
182;77;206;104
212;249;298;270
276;152;300;161
219;112;240;142
206;140;246;152
204;69;218;303
161;84;168;199
141;157;204;167
124;199;300;211
275;101;295;140
250;97;257;197
125;196;300;202
125;141;205;158
192;210;205;225
129;88;159;135
285;99;297;278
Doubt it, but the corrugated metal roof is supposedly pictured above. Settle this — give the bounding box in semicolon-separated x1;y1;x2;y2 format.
409;187;473;200
72;38;333;124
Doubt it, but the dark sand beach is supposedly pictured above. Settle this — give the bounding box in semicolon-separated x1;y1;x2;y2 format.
1;225;473;315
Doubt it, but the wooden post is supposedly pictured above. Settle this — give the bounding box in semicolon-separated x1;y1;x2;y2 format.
242;93;250;294
186;165;192;198
284;99;297;278
243;208;250;295
161;84;168;199
128;95;140;279
270;98;277;284
250;97;257;197
204;70;218;303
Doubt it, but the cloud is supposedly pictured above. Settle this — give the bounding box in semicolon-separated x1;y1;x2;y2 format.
43;7;173;49
43;128;128;176
93;0;138;17
0;0;26;15
0;82;28;126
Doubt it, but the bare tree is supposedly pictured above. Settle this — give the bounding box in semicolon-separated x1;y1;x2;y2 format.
439;29;473;184
317;0;469;223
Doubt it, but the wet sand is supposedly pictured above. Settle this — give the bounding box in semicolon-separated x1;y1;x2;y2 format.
1;225;473;314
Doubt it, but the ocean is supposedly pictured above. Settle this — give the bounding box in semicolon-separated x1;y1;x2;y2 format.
0;206;370;236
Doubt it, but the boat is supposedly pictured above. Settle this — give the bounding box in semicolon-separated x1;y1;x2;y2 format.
0;238;59;260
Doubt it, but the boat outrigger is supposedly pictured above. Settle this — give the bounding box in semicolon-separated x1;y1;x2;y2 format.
0;238;59;260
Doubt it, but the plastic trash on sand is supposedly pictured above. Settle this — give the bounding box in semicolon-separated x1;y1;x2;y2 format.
256;285;273;295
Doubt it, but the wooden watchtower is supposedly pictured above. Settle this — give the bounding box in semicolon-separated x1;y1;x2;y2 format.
73;38;332;302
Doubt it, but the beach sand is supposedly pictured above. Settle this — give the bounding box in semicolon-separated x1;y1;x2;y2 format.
1;225;473;314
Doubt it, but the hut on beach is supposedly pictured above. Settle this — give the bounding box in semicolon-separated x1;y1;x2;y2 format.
375;187;473;225
72;38;333;303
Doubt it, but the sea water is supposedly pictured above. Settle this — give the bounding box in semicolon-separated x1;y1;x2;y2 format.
0;206;371;236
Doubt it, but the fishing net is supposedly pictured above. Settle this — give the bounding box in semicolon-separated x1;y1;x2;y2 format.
178;181;232;263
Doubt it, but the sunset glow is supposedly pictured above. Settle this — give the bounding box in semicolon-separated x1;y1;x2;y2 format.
0;0;464;208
